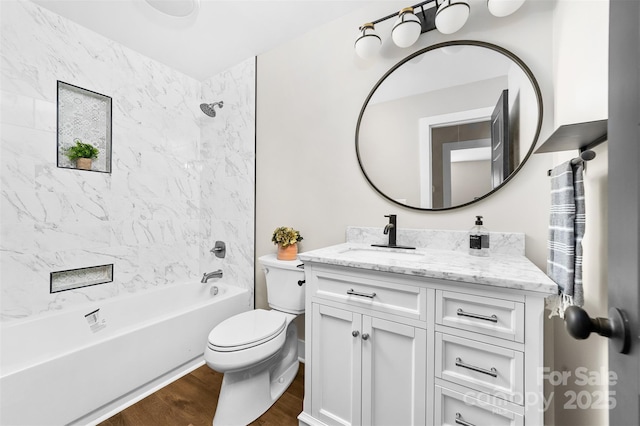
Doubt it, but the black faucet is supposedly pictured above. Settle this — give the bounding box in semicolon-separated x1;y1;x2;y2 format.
372;214;415;250
384;214;397;246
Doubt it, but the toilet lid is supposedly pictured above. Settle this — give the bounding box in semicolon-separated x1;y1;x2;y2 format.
208;309;286;352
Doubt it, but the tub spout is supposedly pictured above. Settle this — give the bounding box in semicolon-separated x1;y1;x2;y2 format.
201;269;223;283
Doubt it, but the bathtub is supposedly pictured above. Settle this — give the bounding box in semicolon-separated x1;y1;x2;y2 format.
0;282;251;426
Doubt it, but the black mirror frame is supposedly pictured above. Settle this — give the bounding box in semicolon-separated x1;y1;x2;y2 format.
355;40;544;211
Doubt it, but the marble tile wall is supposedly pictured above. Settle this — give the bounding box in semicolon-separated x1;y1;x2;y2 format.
0;0;255;322
199;58;256;299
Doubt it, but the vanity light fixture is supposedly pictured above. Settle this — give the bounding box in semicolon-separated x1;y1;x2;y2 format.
487;0;526;17
435;0;470;34
354;0;526;59
391;7;423;48
144;0;200;17
354;23;382;60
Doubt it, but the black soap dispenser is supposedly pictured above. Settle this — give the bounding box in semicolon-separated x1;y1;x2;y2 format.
469;216;490;257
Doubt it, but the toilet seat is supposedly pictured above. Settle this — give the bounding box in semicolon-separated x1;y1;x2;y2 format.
208;309;286;352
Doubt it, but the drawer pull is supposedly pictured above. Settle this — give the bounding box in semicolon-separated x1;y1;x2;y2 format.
456;308;498;323
362;333;370;340
455;412;476;426
347;288;376;299
352;330;360;337
455;357;498;377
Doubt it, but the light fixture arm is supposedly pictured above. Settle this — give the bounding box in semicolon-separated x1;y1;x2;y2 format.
367;0;438;34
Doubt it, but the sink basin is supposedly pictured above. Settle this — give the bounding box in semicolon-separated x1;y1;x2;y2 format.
336;247;425;262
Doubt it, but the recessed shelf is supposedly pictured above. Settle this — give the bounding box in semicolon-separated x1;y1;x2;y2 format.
50;264;114;293
57;81;112;173
535;119;608;154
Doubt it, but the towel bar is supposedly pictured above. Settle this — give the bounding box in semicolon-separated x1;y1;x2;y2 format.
547;149;596;176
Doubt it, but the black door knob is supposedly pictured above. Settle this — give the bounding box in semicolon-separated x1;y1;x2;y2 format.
564;305;631;354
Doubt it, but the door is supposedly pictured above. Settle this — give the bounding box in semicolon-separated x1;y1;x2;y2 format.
490;89;509;188
608;0;640;423
311;304;361;426
361;316;427;426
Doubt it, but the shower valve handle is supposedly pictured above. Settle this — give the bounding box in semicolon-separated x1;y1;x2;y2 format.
210;241;226;258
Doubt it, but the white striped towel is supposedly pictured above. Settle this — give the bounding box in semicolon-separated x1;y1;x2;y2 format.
546;161;585;318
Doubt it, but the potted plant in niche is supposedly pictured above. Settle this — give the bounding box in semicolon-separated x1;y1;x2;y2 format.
272;226;303;260
66;138;99;171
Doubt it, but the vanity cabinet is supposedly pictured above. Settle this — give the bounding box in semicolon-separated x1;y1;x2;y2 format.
310;304;426;426
299;258;550;426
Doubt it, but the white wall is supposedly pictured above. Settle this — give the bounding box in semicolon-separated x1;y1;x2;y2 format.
552;1;609;425
451;160;492;205
257;0;608;424
553;0;609;126
0;0;256;321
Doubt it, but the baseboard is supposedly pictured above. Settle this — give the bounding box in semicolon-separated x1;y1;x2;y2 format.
298;338;305;363
298;411;330;426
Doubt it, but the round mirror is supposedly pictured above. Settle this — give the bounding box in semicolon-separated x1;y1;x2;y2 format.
356;40;543;210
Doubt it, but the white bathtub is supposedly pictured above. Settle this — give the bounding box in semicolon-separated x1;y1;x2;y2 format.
0;282;251;426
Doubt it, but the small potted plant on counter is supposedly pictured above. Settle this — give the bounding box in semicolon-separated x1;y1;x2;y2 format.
272;226;303;260
66;138;99;171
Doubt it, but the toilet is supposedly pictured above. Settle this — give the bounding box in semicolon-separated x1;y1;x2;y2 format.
204;254;305;425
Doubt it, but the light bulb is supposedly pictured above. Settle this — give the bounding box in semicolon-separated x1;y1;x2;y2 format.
435;0;470;35
354;23;381;60
391;7;422;48
145;0;199;17
487;0;526;17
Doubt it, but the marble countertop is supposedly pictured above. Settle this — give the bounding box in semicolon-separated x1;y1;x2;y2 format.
298;243;558;295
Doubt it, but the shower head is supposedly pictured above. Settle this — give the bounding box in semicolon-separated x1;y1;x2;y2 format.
200;101;224;117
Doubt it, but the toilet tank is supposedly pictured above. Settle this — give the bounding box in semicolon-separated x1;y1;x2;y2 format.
258;254;305;314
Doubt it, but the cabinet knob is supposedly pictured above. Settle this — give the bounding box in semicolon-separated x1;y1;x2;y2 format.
352;330;359;337
361;333;370;340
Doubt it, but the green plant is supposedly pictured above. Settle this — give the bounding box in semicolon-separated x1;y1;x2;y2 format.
66;138;99;161
272;226;303;248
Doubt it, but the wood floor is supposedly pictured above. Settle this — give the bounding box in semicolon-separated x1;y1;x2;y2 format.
99;363;304;426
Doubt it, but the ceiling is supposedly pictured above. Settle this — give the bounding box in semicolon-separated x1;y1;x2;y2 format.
30;0;367;81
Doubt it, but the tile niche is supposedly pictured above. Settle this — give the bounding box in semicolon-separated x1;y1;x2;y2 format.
56;81;112;173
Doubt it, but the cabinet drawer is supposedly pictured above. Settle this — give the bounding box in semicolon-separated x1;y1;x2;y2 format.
435;333;524;404
312;269;425;320
436;290;524;342
435;385;523;426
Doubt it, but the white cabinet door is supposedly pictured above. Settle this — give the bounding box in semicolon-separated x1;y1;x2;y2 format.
311;303;362;426
362;316;427;426
311;303;427;426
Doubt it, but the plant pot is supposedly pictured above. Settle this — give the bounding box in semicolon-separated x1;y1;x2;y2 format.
277;243;298;261
76;158;92;170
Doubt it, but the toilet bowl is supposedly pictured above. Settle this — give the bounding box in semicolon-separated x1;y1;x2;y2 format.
204;254;305;425
205;309;292;373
